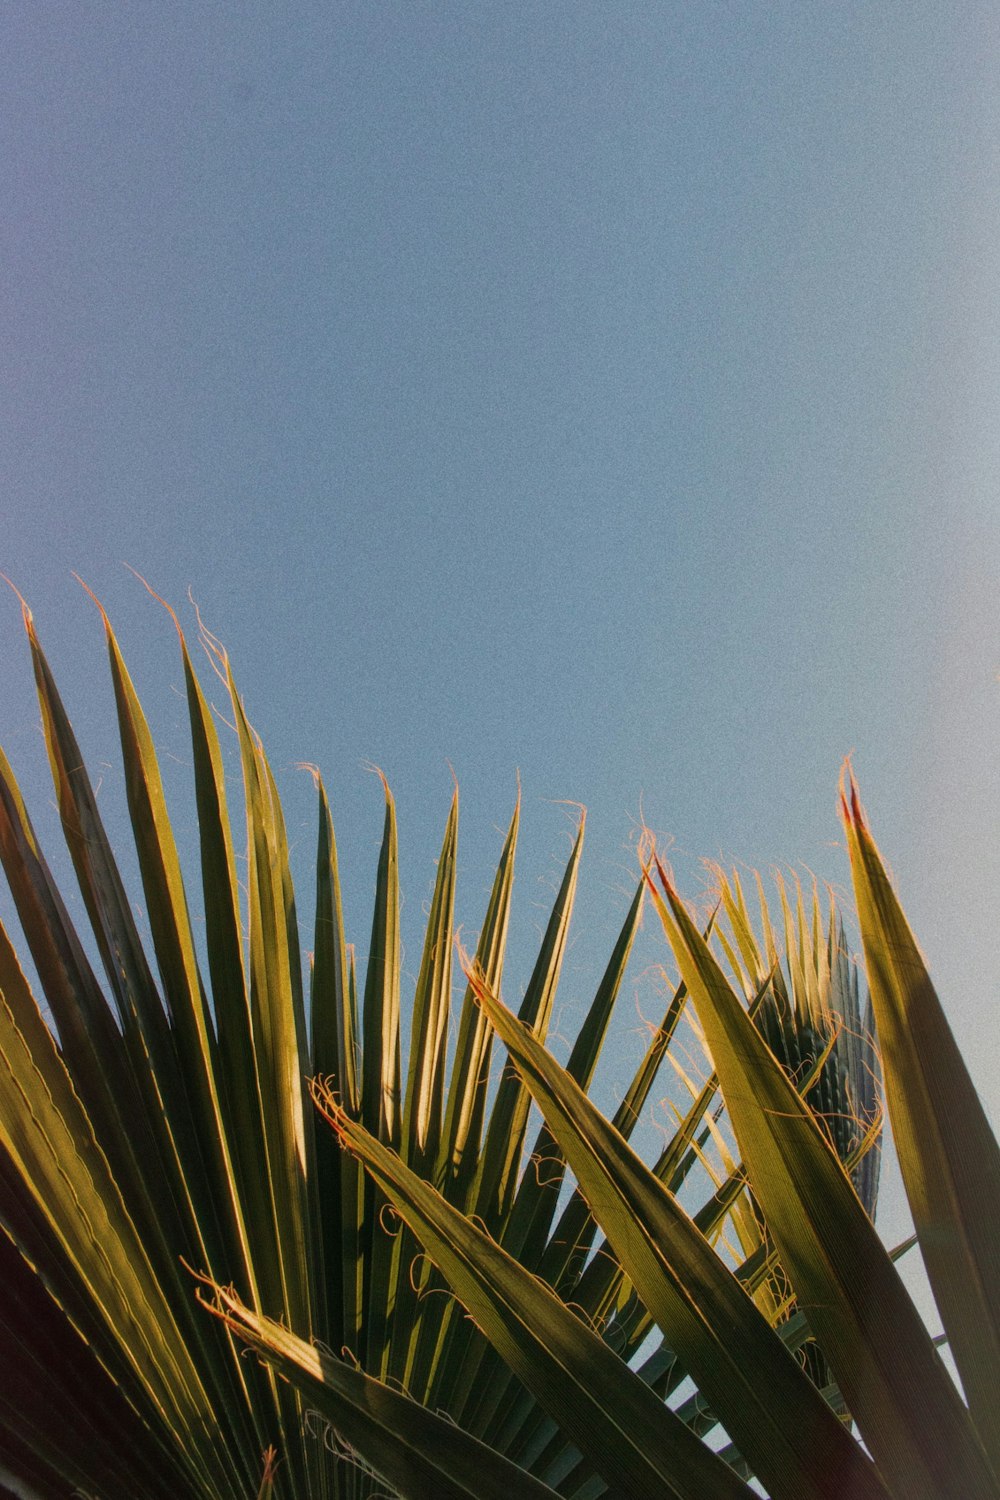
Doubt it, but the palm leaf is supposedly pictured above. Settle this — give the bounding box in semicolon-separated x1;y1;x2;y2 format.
651;858;999;1500
204;1282;563;1500
3;592;996;1500
462;963;891;1500
843;779;1000;1473
310;1086;756;1500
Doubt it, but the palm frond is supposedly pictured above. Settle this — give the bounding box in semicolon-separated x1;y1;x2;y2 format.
3;599;996;1500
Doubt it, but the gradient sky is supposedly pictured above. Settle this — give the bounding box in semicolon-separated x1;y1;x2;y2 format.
3;6;999;1229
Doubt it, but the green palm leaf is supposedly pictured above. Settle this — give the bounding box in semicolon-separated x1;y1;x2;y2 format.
2;593;996;1500
461;962;891;1500
843;780;1000;1473
651;857;999;1500
203;1283;564;1500
308;1085;755;1500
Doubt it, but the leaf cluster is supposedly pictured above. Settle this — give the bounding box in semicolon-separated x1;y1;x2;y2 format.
1;598;997;1500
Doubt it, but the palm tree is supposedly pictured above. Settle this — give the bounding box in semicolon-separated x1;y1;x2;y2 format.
1;593;996;1498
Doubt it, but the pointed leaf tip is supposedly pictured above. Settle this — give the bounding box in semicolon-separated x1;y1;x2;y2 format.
837;762;867;831
363;762;393;805
1;572;33;625
653;852;679;902
123;563;185;643
71;572;113;636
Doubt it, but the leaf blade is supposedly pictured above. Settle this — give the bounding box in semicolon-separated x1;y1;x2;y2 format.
652;861;998;1500
844;784;1000;1471
467;963;894;1500
315;1088;757;1500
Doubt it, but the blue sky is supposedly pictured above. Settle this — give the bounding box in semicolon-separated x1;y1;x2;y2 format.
2;4;999;1188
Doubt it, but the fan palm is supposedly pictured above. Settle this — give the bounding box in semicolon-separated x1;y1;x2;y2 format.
0;592;996;1499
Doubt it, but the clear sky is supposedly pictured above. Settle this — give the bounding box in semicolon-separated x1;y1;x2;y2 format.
2;4;999;1191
